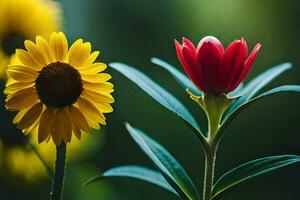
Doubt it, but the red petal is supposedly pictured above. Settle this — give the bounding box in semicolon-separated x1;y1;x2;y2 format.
175;39;185;67
198;36;224;55
244;43;261;70
231;43;261;90
220;39;248;93
182;37;197;52
175;39;195;80
175;38;207;91
175;39;202;90
197;38;223;93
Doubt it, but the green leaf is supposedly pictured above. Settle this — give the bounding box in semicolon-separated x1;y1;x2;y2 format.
226;62;292;116
227;83;244;98
151;57;201;95
255;85;300;99
83;165;179;196
110;62;201;134
211;155;300;200
126;123;200;200
219;85;300;136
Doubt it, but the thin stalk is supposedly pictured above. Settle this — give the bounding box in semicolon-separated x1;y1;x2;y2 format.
202;146;217;200
202;100;220;200
50;142;67;200
190;93;232;199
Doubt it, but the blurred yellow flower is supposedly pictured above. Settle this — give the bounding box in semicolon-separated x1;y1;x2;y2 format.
0;0;61;79
5;32;114;145
0;133;91;182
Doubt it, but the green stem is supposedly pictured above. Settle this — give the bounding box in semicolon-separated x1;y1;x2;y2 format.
188;93;234;199
50;142;67;200
202;94;222;200
202;146;217;200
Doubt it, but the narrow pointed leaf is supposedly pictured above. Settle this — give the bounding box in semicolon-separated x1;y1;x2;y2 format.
84;165;178;196
151;57;201;95
255;85;300;99
110;62;201;134
228;83;244;98
211;155;300;200
226;62;292;116
126;123;200;200
219;85;300;136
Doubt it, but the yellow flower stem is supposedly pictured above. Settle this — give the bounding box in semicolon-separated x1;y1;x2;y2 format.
50;142;67;200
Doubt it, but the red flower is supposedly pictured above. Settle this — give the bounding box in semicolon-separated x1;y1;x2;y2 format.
175;36;261;94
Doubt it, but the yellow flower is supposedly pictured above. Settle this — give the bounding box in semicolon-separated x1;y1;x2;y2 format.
0;0;61;79
0;133;92;182
5;32;114;145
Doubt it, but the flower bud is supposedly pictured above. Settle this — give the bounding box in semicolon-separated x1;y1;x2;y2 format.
175;36;261;94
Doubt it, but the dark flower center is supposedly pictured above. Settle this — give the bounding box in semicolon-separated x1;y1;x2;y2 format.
35;62;83;108
1;32;25;56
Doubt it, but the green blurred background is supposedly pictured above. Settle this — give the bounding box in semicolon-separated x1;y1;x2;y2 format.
1;0;300;199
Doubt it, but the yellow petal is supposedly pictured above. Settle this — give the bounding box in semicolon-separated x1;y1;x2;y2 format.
69;106;90;139
38;107;54;143
68;41;91;68
16;49;42;71
79;62;107;75
83;89;114;103
51;109;72;144
87;51;100;64
6;78;17;86
97;112;106;125
77;97;106;126
4;82;34;94
18;103;43;129
10;53;22;65
81;113;100;129
6;88;39;110
6;65;38;82
96;103;113;113
68;106;90;137
75;104;100;129
83;81;114;93
77;97;100;120
24;40;48;66
73;125;82;139
67;39;82;62
81;73;112;83
82;92;113;113
49;32;68;62
13;108;30;124
36;36;54;63
50;110;62;145
76;51;100;69
63;108;73;142
23;119;39;136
